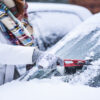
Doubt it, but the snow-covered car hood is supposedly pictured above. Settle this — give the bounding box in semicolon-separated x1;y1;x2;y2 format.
0;79;100;100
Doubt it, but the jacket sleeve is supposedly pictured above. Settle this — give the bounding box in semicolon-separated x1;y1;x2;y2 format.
0;43;35;65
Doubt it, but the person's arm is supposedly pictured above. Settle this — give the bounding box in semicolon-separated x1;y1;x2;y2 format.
0;43;63;68
0;43;35;65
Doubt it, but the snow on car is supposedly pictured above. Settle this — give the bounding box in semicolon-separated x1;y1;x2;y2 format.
48;13;100;87
50;13;100;60
28;3;92;50
20;12;100;87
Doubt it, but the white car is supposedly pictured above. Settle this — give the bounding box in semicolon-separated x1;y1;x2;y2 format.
21;3;100;85
21;13;100;81
28;3;92;50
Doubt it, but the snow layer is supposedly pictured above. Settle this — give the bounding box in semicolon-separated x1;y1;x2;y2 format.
0;79;100;100
28;3;92;20
50;13;100;60
28;3;92;50
46;13;100;87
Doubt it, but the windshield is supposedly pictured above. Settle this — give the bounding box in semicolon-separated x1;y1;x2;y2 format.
50;13;100;60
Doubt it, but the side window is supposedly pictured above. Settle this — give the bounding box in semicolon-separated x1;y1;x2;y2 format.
29;11;82;35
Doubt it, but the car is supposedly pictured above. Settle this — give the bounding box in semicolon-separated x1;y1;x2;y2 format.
20;13;100;84
28;3;92;50
46;13;100;76
20;7;100;86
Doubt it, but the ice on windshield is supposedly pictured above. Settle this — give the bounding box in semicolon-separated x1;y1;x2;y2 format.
49;13;100;60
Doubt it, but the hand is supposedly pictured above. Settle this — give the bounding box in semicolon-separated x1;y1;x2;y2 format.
16;14;24;20
32;49;63;69
36;52;63;69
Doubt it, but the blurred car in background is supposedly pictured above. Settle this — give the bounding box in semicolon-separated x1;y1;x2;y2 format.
28;3;92;50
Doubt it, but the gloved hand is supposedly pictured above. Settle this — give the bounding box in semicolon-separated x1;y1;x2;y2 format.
32;49;63;69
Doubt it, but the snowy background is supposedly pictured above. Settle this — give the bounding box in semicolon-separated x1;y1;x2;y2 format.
1;3;100;100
